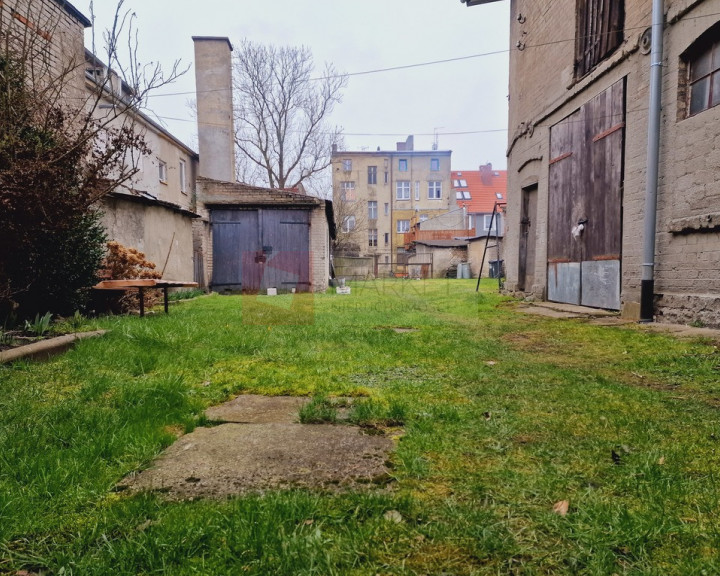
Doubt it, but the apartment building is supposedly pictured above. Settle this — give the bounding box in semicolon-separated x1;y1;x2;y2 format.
331;136;453;269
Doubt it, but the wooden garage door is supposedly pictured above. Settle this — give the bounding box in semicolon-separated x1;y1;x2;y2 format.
547;79;625;310
211;209;311;293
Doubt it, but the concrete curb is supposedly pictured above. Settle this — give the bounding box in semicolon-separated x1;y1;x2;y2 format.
0;330;108;364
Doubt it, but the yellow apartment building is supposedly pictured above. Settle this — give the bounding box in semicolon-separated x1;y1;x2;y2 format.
331;136;453;272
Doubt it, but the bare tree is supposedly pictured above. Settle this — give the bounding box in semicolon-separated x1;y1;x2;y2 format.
331;184;368;256
233;40;347;191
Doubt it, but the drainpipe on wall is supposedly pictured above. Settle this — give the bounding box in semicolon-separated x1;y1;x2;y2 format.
640;0;665;322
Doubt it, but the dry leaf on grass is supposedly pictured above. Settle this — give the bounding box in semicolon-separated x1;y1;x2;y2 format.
553;500;570;516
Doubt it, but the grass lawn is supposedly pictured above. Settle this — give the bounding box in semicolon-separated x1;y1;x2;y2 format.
2;279;720;575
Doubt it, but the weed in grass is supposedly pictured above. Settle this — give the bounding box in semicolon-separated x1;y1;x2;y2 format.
298;395;338;424
23;311;52;337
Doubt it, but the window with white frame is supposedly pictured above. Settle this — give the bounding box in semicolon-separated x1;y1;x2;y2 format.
397;219;410;233
384;202;389;216
342;215;356;232
430;158;440;171
396;181;410;200
398;158;408;172
342;159;352;171
158;160;167;183
179;160;187;194
368;165;377;184
484;213;502;231
420;214;429;223
340;181;356;201
414;181;420;200
428;181;442;199
368;229;378;247
368;200;377;220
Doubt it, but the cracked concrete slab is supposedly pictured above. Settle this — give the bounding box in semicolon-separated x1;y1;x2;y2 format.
119;395;395;500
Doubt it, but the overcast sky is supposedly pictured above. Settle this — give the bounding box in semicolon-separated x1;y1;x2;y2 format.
83;0;510;172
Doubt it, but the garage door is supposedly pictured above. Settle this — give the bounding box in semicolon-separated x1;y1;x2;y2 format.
211;208;311;293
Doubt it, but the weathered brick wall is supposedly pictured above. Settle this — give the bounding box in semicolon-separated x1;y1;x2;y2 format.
310;207;330;292
654;0;720;325
0;0;88;103
504;0;720;325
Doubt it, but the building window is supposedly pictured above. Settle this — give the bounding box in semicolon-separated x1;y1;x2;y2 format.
368;229;378;247
575;0;624;78
428;181;442;199
384;171;389;184
368;201;377;220
688;36;720;116
342;215;356;232
368;165;377;184
158;160;167;183
484;214;502;232
179;160;187;194
397;219;410;233
420;214;429;223
384;233;389;245
384;202;389;216
430;158;440;171
342;159;352;172
396;181;411;200
340;181;356;202
414;181;420;201
398;158;408;172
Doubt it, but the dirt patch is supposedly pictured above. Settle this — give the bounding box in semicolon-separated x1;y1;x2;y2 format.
119;395;396;500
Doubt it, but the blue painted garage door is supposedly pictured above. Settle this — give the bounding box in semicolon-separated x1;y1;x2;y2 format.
211;209;311;293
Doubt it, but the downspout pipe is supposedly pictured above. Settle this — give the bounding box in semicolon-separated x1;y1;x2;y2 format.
640;0;665;322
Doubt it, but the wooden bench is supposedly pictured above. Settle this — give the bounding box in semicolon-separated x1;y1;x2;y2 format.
93;280;199;316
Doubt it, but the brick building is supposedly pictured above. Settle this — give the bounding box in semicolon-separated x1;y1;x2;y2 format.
466;0;720;326
331;136;453;271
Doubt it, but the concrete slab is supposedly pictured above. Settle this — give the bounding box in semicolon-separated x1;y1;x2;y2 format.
531;302;617;317
519;306;587;319
205;394;308;424
120;422;394;499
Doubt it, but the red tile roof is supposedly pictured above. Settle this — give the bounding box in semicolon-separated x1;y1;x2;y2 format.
452;167;507;214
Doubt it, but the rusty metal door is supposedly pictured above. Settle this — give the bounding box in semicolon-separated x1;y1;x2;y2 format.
547;79;624;309
518;184;538;291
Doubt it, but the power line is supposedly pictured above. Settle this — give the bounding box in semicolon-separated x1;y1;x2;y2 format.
152;115;509;136
146;9;720;101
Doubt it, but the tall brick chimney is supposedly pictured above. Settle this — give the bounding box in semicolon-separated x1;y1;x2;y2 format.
193;37;235;181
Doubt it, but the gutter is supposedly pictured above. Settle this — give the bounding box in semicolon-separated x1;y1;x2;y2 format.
640;0;665;322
